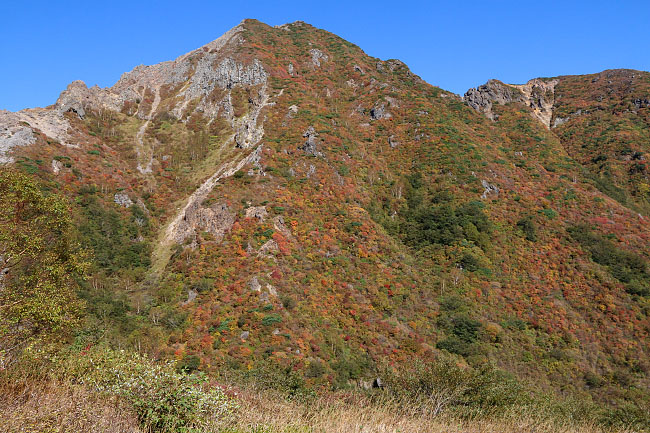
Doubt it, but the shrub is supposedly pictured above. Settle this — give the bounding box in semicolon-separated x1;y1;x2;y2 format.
568;225;650;296
379;358;525;417
261;314;283;326
65;346;237;432
516;216;537;241
177;354;201;373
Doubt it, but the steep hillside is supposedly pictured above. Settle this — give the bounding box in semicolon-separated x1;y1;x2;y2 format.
1;19;648;414
466;69;650;215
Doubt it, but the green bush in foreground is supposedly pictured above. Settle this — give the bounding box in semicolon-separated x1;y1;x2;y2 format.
64;346;238;432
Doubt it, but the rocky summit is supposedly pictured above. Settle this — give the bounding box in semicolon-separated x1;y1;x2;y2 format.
1;19;649;429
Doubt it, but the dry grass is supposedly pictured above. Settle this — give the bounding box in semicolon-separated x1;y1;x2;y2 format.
0;378;142;433
0;378;634;433
220;388;619;433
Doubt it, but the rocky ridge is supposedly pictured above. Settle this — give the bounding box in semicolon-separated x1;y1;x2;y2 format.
464;78;557;127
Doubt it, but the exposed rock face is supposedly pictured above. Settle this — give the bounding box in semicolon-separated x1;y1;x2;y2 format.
0;107;75;151
182;289;198;305
481;179;499;199
370;102;391;120
249;276;261;292
273;216;295;242
51;159;63;174
300;126;321;156
172;201;235;244
180;57;267;106
258;239;279;256
56;80;123;117
464;79;521;121
245;206;268;221
0;22;259;159
0;122;35;163
114;192;134;208
464;78;558;127
234;83;269;149
309;48;328;67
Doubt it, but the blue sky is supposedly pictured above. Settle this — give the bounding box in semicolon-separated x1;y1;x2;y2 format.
1;1;648;111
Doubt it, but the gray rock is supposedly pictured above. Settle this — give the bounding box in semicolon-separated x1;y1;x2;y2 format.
299;126;322;156
481;180;499;199
55;81;88;118
245;206;268;221
388;135;400;148
359;379;373;390
171;201;235;244
240;331;250;340
273;215;295;241
51;159;63;174
370;103;391;120
258;239;279;256
464;78;558;127
249;276;262;292
309;49;328;67
0;125;35;164
114;192;133;208
553;117;569;128
182;289;198;305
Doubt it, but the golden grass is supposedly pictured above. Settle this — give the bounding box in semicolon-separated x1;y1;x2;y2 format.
0;378;633;433
219;388;620;433
0;378;142;433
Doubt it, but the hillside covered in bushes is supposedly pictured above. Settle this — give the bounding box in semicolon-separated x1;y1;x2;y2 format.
0;19;649;431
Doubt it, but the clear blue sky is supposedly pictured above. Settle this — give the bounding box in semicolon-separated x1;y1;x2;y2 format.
1;1;648;111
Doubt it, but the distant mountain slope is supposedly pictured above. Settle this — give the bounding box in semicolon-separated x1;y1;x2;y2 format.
1;19;648;410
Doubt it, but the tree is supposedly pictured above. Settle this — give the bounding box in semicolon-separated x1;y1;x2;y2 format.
0;169;88;367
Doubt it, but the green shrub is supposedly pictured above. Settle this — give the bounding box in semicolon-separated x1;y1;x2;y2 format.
458;252;480;272
177;354;201;373
65;346;237;432
568;225;650;296
379;358;525;416
516;216;537;241
261;314;283;326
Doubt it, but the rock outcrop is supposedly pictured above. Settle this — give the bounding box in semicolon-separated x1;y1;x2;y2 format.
0;120;35;163
309;48;328;67
114;192;134;208
300;126;321;156
370;102;391;120
171;200;235;244
464;78;558;128
0;21;259;158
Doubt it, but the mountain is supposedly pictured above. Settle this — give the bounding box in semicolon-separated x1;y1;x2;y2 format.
1;19;648;412
465;69;650;215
